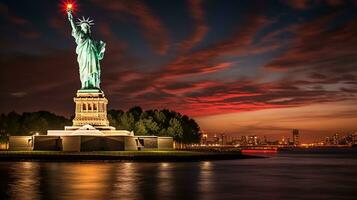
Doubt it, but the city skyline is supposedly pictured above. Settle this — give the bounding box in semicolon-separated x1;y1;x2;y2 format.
1;0;357;141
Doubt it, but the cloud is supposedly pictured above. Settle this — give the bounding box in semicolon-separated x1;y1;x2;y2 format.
161;14;269;79
18;29;41;39
0;3;29;25
98;65;356;117
91;0;170;55
0;50;81;115
48;16;68;34
96;22;128;60
0;51;77;96
264;12;357;93
0;3;40;39
93;12;356;117
10;92;27;98
284;0;311;10
150;71;355;117
99;13;272;104
283;0;345;10
178;0;208;52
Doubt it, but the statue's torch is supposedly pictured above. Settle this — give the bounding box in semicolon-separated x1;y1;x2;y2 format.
66;3;73;12
63;1;76;13
65;1;76;27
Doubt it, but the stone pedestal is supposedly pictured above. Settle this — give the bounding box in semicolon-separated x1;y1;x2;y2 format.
12;88;175;152
72;90;109;127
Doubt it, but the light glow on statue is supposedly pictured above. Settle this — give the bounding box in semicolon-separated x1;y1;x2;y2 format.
62;1;77;13
67;3;73;11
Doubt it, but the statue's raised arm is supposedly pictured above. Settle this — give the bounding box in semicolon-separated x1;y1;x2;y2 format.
67;11;77;33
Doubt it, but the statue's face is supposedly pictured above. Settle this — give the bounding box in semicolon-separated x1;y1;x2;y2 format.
81;24;90;34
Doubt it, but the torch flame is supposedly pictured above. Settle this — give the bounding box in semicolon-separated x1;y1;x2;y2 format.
62;1;76;12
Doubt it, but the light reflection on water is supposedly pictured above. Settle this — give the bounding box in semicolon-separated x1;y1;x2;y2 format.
113;162;139;199
198;161;213;199
8;162;40;200
1;153;357;200
158;162;173;196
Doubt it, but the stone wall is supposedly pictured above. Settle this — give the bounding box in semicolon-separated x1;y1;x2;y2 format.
9;136;33;151
158;137;173;150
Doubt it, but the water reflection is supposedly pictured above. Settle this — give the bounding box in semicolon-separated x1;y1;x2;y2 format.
112;162;139;199
8;162;40;200
198;161;213;199
158;162;173;196
1;154;357;200
59;163;116;199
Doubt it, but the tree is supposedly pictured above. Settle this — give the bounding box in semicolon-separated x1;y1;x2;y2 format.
0;111;71;136
108;109;124;129
181;115;201;143
153;110;166;125
4;112;21;135
134;119;147;135
169;118;183;141
143;117;159;135
128;106;143;121
118;112;135;131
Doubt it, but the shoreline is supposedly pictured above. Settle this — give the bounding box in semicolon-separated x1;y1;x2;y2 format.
0;150;264;162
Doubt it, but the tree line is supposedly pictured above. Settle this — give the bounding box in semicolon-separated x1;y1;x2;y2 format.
0;107;201;143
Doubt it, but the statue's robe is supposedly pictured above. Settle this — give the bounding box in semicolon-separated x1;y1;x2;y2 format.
72;28;105;89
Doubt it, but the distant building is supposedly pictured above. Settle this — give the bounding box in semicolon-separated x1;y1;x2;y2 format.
239;135;257;146
325;137;331;145
260;136;268;145
353;133;357;145
247;135;258;146
213;134;218;143
219;134;228;145
201;133;208;145
280;136;288;145
292;129;300;145
332;133;339;145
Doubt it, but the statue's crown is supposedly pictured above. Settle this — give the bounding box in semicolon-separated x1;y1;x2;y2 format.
77;16;94;26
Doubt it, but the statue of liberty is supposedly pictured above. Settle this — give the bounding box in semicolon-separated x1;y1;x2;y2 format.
67;11;106;90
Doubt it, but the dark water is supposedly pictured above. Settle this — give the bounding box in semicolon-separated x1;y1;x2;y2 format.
1;153;356;200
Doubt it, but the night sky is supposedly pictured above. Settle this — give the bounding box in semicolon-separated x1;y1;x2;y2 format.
1;0;357;142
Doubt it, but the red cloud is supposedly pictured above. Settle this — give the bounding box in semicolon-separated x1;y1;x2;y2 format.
161;14;269;79
91;0;169;55
101;67;355;117
283;0;345;10
283;0;311;10
178;0;208;52
265;12;357;74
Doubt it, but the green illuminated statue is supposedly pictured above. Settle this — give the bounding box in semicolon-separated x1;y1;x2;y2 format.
67;11;106;90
